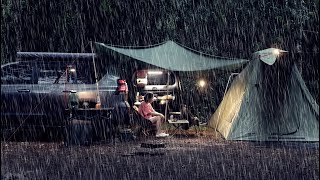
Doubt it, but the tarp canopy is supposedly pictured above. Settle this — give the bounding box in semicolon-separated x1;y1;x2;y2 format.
208;48;319;141
95;41;249;71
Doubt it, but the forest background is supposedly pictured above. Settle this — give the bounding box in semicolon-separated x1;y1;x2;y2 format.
1;0;318;120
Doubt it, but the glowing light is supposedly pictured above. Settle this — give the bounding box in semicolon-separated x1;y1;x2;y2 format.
272;49;280;55
69;68;76;72
148;71;163;75
198;80;206;87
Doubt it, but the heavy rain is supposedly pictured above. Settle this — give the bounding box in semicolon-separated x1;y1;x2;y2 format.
1;0;319;179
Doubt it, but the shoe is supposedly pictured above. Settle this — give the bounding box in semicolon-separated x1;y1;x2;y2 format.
199;122;207;126
156;133;169;137
162;133;169;136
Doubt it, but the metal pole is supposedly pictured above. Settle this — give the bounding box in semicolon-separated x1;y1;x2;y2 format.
90;41;101;106
165;70;170;121
223;73;239;96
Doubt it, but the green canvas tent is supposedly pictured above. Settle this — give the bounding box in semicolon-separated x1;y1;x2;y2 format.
208;48;319;141
95;41;248;71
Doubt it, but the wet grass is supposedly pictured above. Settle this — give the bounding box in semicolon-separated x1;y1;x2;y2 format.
1;128;318;180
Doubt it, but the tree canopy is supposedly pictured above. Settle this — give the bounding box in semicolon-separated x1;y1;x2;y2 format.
2;0;318;60
1;0;318;114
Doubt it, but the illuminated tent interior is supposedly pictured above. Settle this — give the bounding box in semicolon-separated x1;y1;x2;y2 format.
208;48;319;141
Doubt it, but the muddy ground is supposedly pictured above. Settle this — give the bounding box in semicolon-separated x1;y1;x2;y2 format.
1;129;319;180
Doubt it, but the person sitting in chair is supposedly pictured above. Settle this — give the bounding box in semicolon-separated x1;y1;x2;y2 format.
138;92;169;137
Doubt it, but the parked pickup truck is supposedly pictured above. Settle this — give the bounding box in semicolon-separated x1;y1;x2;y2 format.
1;52;130;140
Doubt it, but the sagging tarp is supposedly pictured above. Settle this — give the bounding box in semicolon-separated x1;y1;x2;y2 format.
95;41;248;71
208;48;319;141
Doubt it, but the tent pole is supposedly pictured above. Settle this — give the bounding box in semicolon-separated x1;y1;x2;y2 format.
165;70;170;121
90;41;101;107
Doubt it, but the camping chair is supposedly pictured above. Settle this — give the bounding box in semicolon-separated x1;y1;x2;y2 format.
131;105;157;136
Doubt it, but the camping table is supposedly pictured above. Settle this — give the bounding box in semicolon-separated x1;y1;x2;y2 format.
169;111;181;121
66;108;114;121
169;112;181;115
168;119;189;137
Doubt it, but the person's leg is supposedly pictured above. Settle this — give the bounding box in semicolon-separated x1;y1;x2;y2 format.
149;116;162;135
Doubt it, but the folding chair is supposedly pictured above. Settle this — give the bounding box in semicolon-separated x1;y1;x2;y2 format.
131;106;157;136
